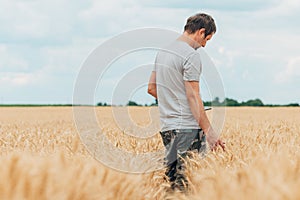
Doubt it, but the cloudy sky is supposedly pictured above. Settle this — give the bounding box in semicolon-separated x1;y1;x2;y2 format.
0;0;299;105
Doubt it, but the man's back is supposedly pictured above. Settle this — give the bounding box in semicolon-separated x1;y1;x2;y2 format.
154;40;202;132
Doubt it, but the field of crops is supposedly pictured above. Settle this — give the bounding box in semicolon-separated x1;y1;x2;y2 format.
0;107;299;200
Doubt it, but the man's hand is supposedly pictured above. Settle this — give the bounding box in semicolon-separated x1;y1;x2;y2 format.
210;139;226;151
206;128;225;151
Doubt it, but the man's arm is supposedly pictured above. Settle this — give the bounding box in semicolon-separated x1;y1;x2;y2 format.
147;71;157;99
184;81;225;150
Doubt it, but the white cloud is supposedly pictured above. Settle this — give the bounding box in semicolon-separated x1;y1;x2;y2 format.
275;56;300;83
258;0;300;15
78;0;142;35
0;72;34;86
0;0;80;40
0;44;28;71
38;36;110;76
78;0;192;35
218;46;225;54
242;69;251;80
141;0;281;11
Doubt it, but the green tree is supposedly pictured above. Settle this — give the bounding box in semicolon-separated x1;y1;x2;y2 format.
127;101;139;106
97;102;109;106
150;99;158;106
243;99;264;106
212;97;222;106
285;103;299;107
203;101;211;107
223;98;239;106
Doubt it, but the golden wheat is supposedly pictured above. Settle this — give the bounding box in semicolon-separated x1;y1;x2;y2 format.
0;107;299;200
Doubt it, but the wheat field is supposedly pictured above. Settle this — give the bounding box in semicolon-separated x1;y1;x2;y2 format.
0;107;299;200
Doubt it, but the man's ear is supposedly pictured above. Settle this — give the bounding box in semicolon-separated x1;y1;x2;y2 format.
198;28;206;38
199;28;206;34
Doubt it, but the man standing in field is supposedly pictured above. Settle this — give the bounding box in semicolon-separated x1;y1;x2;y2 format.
148;13;225;192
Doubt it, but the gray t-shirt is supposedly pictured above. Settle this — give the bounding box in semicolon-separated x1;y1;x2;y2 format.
154;40;202;132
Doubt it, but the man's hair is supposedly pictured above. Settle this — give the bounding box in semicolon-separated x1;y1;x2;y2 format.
184;13;216;37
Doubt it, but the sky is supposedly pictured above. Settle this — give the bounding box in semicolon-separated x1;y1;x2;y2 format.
0;0;299;105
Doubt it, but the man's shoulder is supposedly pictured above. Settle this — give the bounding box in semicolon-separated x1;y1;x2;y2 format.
157;40;196;59
168;40;194;51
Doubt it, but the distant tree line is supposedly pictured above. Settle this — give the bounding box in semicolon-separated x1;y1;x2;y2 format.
97;99;158;107
97;102;109;106
203;97;299;107
96;98;299;107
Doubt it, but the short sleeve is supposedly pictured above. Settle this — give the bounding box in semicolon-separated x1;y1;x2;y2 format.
183;52;202;81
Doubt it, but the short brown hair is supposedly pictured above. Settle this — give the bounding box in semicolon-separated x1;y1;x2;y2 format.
184;13;216;37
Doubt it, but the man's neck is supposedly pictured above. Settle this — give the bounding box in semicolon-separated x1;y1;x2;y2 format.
177;32;200;50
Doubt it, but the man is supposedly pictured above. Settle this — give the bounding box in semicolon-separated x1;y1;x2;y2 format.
147;13;225;192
